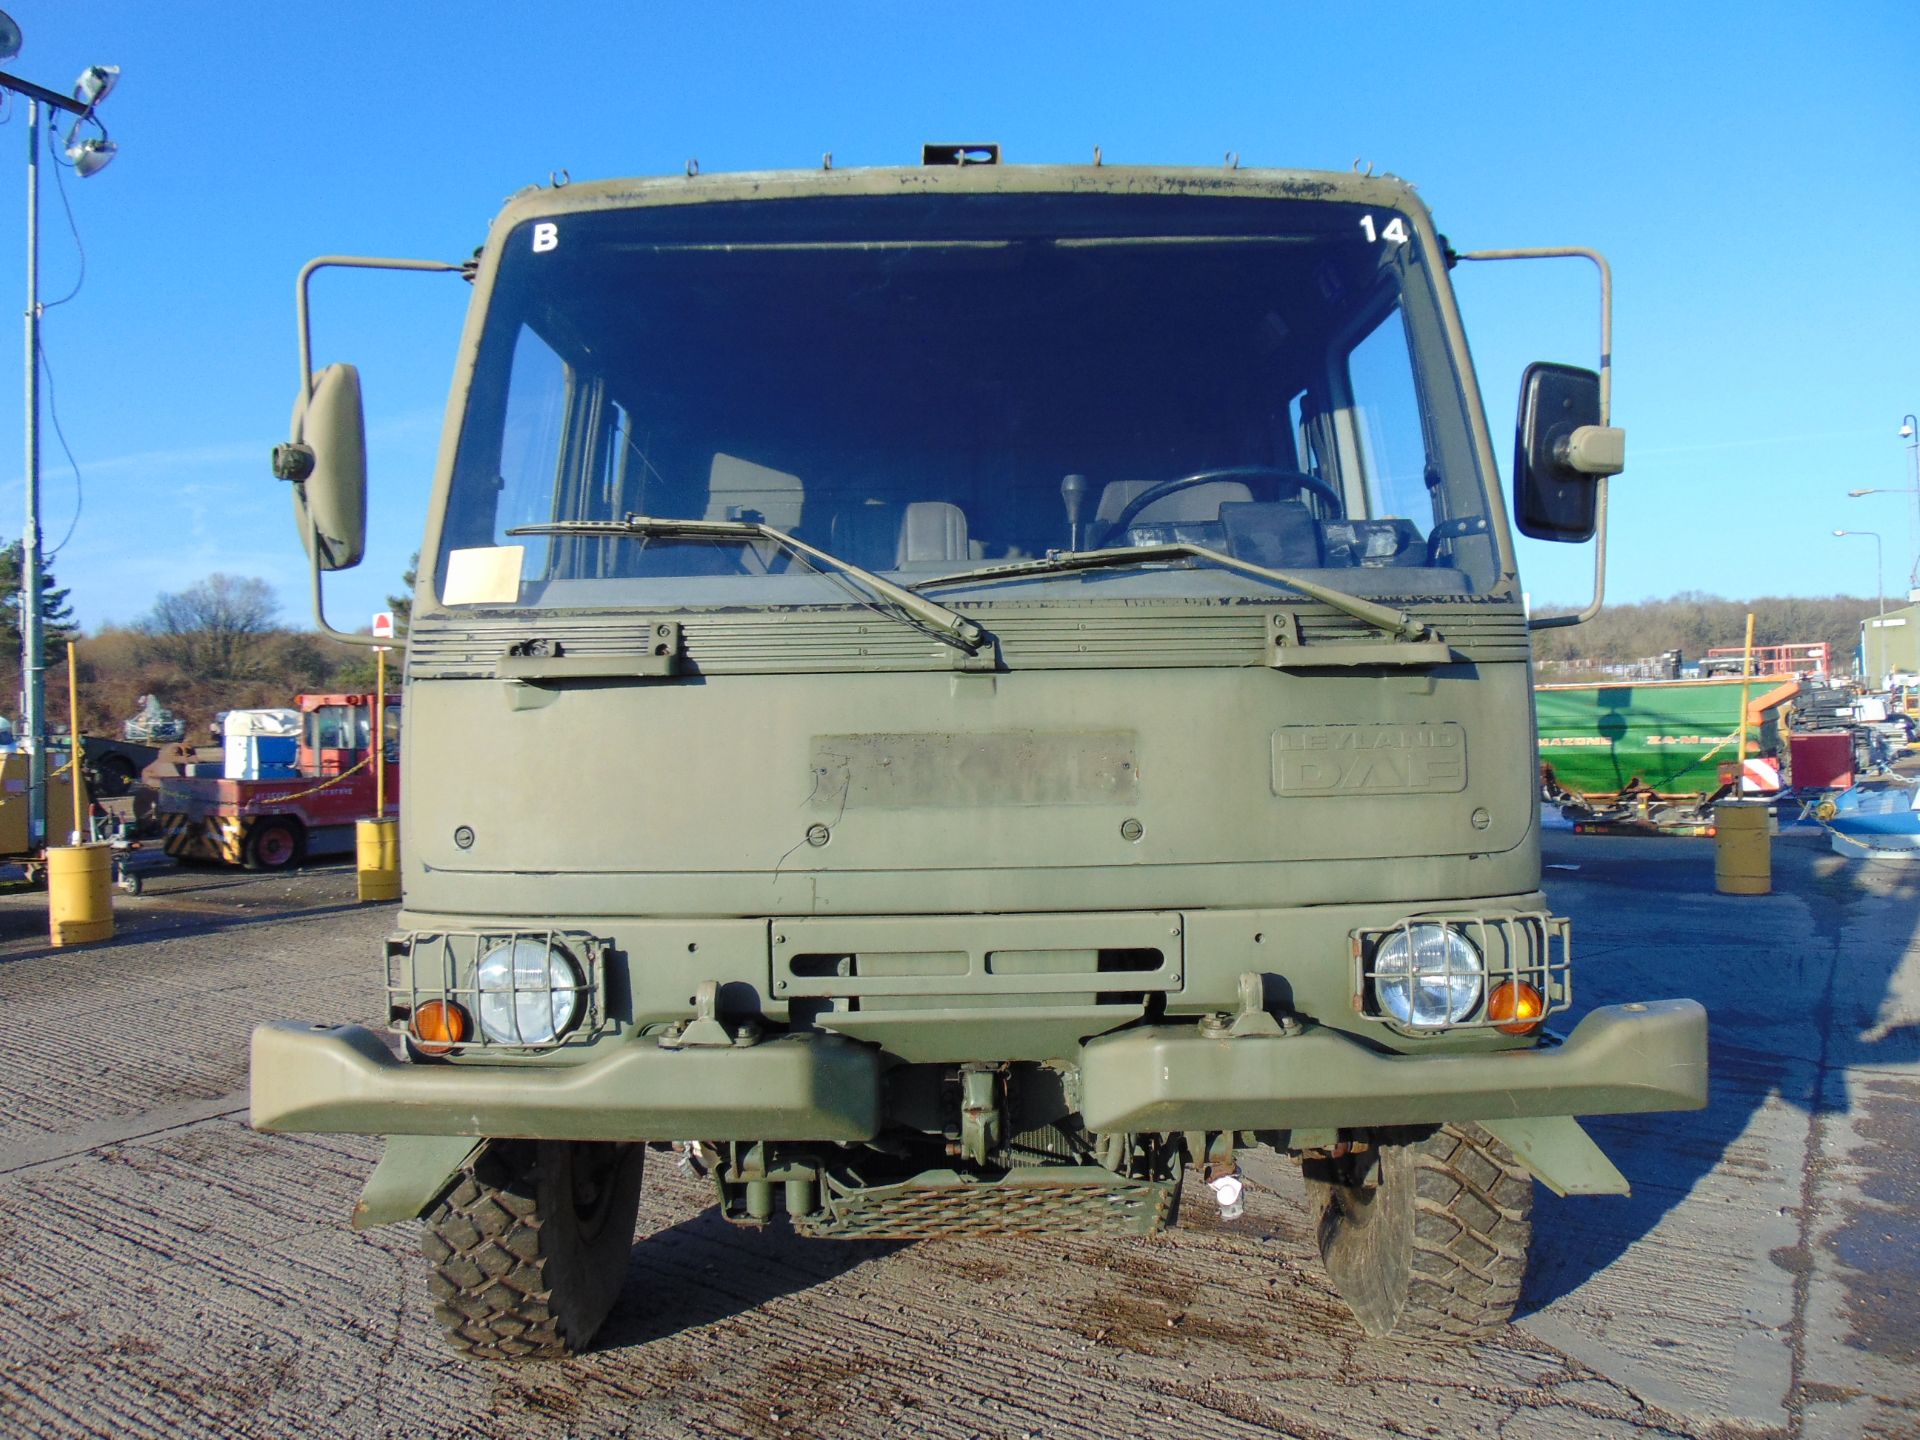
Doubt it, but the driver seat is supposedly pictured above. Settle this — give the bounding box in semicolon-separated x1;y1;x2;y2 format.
1093;479;1254;528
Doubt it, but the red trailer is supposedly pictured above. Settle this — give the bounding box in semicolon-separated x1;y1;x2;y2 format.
156;692;399;870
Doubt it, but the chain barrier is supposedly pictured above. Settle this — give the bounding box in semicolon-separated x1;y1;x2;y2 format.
237;752;378;814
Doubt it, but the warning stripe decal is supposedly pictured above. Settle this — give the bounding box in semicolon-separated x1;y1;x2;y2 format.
158;812;252;865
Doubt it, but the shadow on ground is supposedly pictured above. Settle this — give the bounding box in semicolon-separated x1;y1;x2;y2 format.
596;1204;907;1349
1520;830;1920;1313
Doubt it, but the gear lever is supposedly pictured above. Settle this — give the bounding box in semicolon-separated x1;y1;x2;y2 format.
1060;473;1088;551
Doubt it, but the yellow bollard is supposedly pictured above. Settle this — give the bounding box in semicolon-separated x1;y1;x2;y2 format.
48;842;114;945
356;817;400;902
1713;800;1771;895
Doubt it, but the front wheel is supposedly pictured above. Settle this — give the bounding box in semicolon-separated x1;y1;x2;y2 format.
1303;1123;1532;1340
422;1139;645;1359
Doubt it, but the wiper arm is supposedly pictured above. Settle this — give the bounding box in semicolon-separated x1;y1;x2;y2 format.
911;543;1429;642
507;515;989;653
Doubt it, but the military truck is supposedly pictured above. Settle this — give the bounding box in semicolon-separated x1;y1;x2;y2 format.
251;149;1707;1357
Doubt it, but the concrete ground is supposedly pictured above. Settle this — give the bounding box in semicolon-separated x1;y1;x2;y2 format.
0;829;1913;1439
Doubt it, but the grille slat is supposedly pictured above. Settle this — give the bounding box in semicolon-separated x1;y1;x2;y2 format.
408;601;1528;676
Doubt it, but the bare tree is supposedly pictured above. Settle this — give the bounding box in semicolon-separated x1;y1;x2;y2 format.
140;574;280;681
1530;591;1876;674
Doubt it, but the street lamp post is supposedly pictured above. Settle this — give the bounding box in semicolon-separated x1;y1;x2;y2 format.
1833;529;1884;615
0;20;118;846
1904;415;1920;593
21;86;40;843
1847;477;1920;600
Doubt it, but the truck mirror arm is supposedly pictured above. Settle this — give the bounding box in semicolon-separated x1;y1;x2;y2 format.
307;506;388;649
296;255;465;401
1522;478;1608;632
1456;247;1612;632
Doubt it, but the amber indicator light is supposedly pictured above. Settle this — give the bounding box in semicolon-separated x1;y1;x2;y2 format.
410;999;471;1054
1486;980;1545;1035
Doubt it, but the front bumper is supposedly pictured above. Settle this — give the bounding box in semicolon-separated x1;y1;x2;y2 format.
249;1023;883;1141
252;999;1705;1143
1078;999;1707;1133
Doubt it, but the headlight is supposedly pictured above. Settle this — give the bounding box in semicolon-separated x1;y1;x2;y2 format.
476;937;583;1045
1374;924;1484;1028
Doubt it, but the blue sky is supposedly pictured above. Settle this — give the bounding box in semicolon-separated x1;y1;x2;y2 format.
0;1;1914;631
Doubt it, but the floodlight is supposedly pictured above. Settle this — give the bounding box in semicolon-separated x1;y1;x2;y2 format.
72;63;116;109
65;137;114;178
0;11;22;62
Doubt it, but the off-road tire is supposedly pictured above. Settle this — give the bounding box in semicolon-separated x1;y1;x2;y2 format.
1303;1122;1532;1340
422;1139;645;1359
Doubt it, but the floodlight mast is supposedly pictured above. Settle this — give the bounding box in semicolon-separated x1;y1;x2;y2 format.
0;58;114;846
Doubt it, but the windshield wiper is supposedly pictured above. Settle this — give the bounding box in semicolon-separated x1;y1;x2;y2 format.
506;515;990;654
910;543;1430;642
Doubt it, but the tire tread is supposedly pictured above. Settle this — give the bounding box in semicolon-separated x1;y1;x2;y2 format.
1399;1123;1532;1336
422;1150;573;1360
1307;1121;1534;1341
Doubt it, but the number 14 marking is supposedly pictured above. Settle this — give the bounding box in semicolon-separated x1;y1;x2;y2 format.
1358;214;1409;245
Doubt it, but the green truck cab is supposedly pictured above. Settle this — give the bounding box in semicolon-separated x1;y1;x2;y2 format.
251;152;1706;1357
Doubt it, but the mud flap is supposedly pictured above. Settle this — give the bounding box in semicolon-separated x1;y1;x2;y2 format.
352;1134;485;1229
1479;1115;1629;1197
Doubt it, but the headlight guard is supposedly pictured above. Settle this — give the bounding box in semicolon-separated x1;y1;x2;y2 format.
386;929;610;1054
1353;913;1571;1037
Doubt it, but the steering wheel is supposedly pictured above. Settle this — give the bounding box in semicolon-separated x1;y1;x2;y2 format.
1091;466;1343;550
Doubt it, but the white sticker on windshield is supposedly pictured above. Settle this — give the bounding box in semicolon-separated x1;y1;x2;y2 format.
532;222;558;253
443;545;524;605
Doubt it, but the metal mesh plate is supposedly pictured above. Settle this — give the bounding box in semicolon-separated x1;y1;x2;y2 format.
795;1166;1177;1240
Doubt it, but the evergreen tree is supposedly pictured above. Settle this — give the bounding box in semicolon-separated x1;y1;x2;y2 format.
0;539;78;650
387;552;419;629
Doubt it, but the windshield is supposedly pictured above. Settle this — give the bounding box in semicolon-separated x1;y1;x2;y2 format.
436;190;1497;610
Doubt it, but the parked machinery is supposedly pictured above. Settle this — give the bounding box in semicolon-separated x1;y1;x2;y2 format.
155;692;398;870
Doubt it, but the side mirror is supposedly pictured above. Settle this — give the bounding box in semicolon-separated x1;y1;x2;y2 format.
288;363;367;570
1513;362;1623;543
